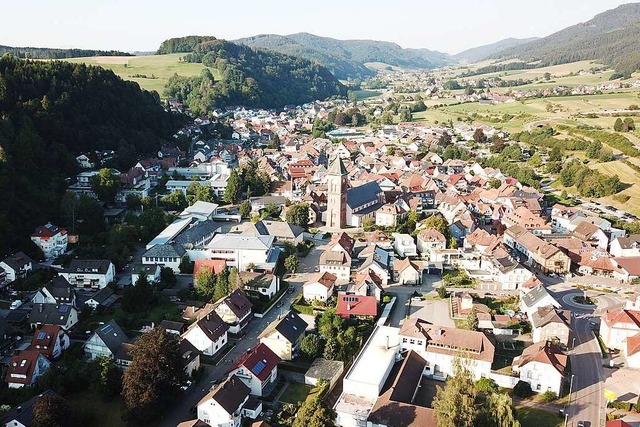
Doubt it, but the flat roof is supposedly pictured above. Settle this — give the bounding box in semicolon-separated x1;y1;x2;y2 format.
146;217;193;249
345;325;400;390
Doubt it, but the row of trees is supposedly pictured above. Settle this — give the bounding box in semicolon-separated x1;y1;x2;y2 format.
298;309;364;363
559;159;624;197
223;160;271;204
195;266;242;300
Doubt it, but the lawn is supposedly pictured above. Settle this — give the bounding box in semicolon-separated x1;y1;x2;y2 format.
517;406;562;427
66;392;127;427
64;53;218;93
279;382;316;404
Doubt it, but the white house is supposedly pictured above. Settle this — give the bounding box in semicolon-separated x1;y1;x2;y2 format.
2;391;61;427
398;318;495;380
182;309;230;356
0;252;34;285
28;304;78;331
303;272;337;302
196;375;253;427
258;310;308;361
141;244;186;273
600;308;640;351
4;350;51;388
30;324;70;359
512;341;566;395
131;264;162;285
319;235;354;284
416;228;447;259
530;306;572;346
239;272;279;298
59;259;115;289
31;276;77;308
31;223;68;259
393;258;422;285
392;233;417;258
84;287;118;310
228;343;280;396
215;290;253;335
205;234;278;272
520;285;561;318
610;235;640;258
83;320;130;360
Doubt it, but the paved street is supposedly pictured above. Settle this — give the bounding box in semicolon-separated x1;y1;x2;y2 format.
160;245;323;427
566;314;605;427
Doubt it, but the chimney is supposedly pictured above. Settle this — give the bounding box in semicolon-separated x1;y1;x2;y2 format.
39;304;43;313
16;406;22;414
347;303;351;311
385;335;389;350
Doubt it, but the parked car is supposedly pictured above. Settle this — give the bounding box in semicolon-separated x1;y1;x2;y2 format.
287;286;295;294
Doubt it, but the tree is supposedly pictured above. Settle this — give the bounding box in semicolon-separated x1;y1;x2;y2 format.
436;286;448;299
614;117;623;132
543;72;551;81
285;255;299;274
223;169;241;204
31;394;70;427
121;273;156;313
473;128;486;144
478;393;520;427
161;191;188;210
490;136;506;153
94;356;122;397
432;361;478;427
285;203;310;228
122;328;183;423
422;214;449;239
160;267;177;288
398;109;412;122
239;200;252;218
513;380;533;398
90;168;120;204
125;194;142;210
475;377;497;393
448;236;458;249
187;182;216;204
300;333;323;359
465;307;479;331
214;267;230;301
228;267;241;291
195;268;216;297
292;381;334;427
548;146;563;162
362;217;376;232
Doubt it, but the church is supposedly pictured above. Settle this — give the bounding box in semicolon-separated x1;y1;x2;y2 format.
326;156;384;229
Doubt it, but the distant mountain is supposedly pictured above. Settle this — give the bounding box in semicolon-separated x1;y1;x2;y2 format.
453;38;539;63
235;32;453;79
158;37;346;110
0;45;131;59
493;3;640;72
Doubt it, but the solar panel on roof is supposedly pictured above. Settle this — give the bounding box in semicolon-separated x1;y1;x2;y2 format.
37;331;46;340
251;359;267;376
101;324;113;334
59;305;69;313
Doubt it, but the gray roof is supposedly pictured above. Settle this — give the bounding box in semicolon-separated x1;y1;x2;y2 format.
530;306;571;329
143;244;186;258
347;181;382;209
521;285;559;309
172;220;221;247
271;310;307;344
245;220;305;239
44;276;76;302
249;195;287;206
305;357;344;380
207;234;274;251
65;259;112;274
1;252;34;271
88;287;116;305
2;390;62;427
28;303;75;327
92;319;130;355
615;235;640;249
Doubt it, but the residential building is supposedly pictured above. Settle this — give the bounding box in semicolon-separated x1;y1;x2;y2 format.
215;290;253;335
31;276;77;308
239;272;279;299
84;320;130;361
205;234;279;272
142;244;186;273
398;318;495;380
31;223;68;259
59;259;116;289
336;294;378;320
5;350;51;388
503;225;570;273
131;264;162;284
242;220;305;245
319;233;354;283
600;309;640;351
305;358;344;388
392;233;417;258
416;228;447;259
259;310;307;361
303;272;337;302
182;308;229;356
29;324;69;359
196;375;252;427
512;341;566;395
28;303;78;331
530;306;572;346
520;285;561;318
227;343;280;397
393;258;422;285
502;207;552;236
0;252;34;286
84;286;119;310
610;235;640;258
2;390;62;427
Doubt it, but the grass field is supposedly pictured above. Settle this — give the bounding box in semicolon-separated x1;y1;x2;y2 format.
517;406;562;427
279;382;316;404
64;54;217;93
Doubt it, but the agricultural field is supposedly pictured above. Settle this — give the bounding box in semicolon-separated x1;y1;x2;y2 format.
64;53;217;93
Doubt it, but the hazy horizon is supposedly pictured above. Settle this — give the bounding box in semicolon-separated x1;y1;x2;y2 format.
1;0;635;55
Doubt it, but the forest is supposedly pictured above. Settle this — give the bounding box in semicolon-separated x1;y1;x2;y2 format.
162;38;346;111
0;54;184;257
0;45;131;59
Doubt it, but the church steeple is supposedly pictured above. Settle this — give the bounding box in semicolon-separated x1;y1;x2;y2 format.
326;155;348;229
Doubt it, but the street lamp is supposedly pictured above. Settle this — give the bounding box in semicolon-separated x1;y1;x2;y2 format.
572;337;576;351
564;374;575;427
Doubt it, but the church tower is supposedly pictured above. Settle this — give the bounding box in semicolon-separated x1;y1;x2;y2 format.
326;156;348;229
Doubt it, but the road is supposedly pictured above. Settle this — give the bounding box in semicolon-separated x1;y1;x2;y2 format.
160;245;323;427
566;314;605;427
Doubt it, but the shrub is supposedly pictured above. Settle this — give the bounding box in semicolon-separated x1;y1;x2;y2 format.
513;380;533;398
540;390;558;402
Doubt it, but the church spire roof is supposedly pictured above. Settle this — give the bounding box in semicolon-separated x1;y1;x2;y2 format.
328;156;347;176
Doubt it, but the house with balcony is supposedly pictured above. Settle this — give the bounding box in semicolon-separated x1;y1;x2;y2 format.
205;234;279;272
83;320;130;361
512;341;566;395
194;375;255;427
227;343;281;397
258;310;307;361
5;350;51;388
530;306;571;347
31;223;68;259
182;308;229;357
0;252;34;286
29;324;69;359
215;289;253;335
31;276;77;308
392;233;417;258
59;259;115;289
28;304;78;331
503;225;570;274
239;272;279;299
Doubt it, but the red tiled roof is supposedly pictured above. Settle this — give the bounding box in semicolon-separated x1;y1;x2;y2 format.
602;309;640;328
228;343;280;381
336;294;377;318
30;324;62;358
5;350;43;385
193;259;227;278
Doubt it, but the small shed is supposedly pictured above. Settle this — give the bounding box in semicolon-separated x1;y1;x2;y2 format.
304;358;344;388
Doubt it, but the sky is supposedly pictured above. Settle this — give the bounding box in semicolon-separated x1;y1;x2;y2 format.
0;0;635;54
